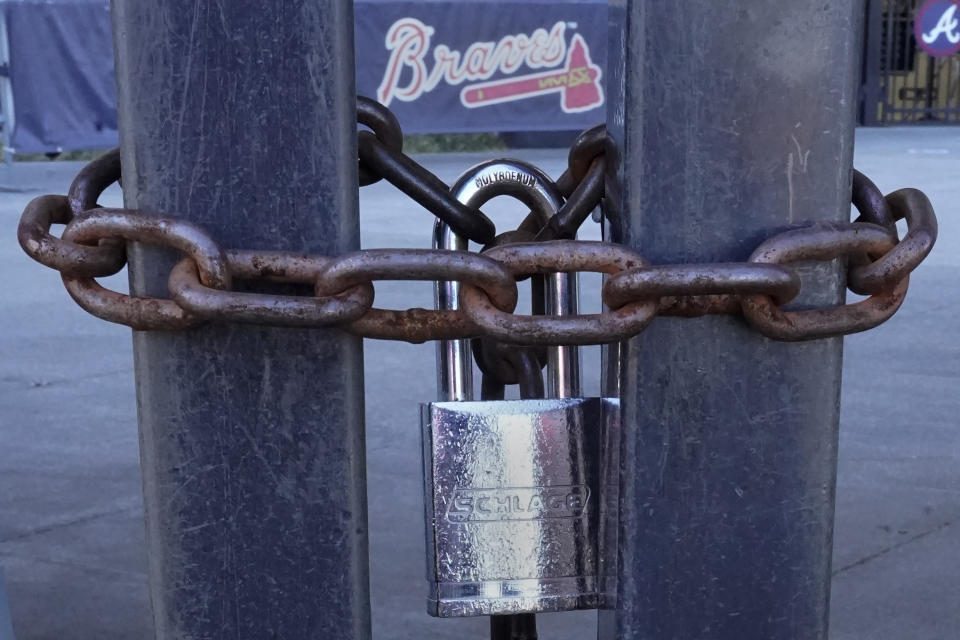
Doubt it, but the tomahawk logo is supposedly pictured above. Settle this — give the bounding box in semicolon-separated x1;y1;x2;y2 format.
377;18;604;114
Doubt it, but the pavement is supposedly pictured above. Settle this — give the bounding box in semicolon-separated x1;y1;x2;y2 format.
0;127;957;639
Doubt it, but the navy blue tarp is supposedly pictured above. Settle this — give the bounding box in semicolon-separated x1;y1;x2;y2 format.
2;0;117;153
1;0;606;153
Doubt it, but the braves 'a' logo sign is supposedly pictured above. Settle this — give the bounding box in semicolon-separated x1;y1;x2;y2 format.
377;18;604;113
916;0;960;57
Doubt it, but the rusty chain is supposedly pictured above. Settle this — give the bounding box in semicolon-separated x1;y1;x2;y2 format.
357;98;496;244
17;98;938;345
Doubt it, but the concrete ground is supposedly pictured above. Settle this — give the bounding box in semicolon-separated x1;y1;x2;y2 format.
0;127;957;639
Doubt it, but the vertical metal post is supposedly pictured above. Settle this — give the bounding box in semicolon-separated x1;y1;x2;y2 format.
111;2;370;638
602;2;862;639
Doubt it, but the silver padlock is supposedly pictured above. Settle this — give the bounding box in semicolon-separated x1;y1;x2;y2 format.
421;160;619;617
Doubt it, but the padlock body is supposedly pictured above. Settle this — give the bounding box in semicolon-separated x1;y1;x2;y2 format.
421;398;618;617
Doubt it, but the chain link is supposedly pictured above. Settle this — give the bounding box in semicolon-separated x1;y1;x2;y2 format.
357;97;496;244
16;98;938;345
169;252;375;329
741;222;909;341
357;96;403;187
461;241;659;345
18;195;126;278
847;188;936;295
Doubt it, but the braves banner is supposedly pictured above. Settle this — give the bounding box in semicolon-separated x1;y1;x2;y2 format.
4;0;606;153
355;0;607;133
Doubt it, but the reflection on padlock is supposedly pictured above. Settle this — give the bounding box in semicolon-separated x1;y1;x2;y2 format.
421;160;619;617
422;397;619;617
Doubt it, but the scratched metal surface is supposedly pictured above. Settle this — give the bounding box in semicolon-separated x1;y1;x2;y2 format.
600;2;860;639
422;399;620;617
111;1;371;638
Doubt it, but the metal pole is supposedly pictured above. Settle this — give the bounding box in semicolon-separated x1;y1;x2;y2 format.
601;2;862;639
111;2;370;638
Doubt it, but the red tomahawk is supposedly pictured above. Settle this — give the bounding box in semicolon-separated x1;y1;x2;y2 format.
460;34;603;113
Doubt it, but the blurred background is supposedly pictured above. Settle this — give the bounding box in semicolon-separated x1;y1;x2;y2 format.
2;0;957;162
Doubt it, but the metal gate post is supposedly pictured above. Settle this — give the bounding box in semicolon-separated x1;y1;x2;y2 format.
602;2;862;639
111;2;370;638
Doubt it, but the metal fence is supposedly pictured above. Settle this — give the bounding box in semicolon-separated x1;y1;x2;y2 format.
862;0;960;124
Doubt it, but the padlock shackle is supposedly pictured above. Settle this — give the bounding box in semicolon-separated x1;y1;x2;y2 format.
433;159;580;401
